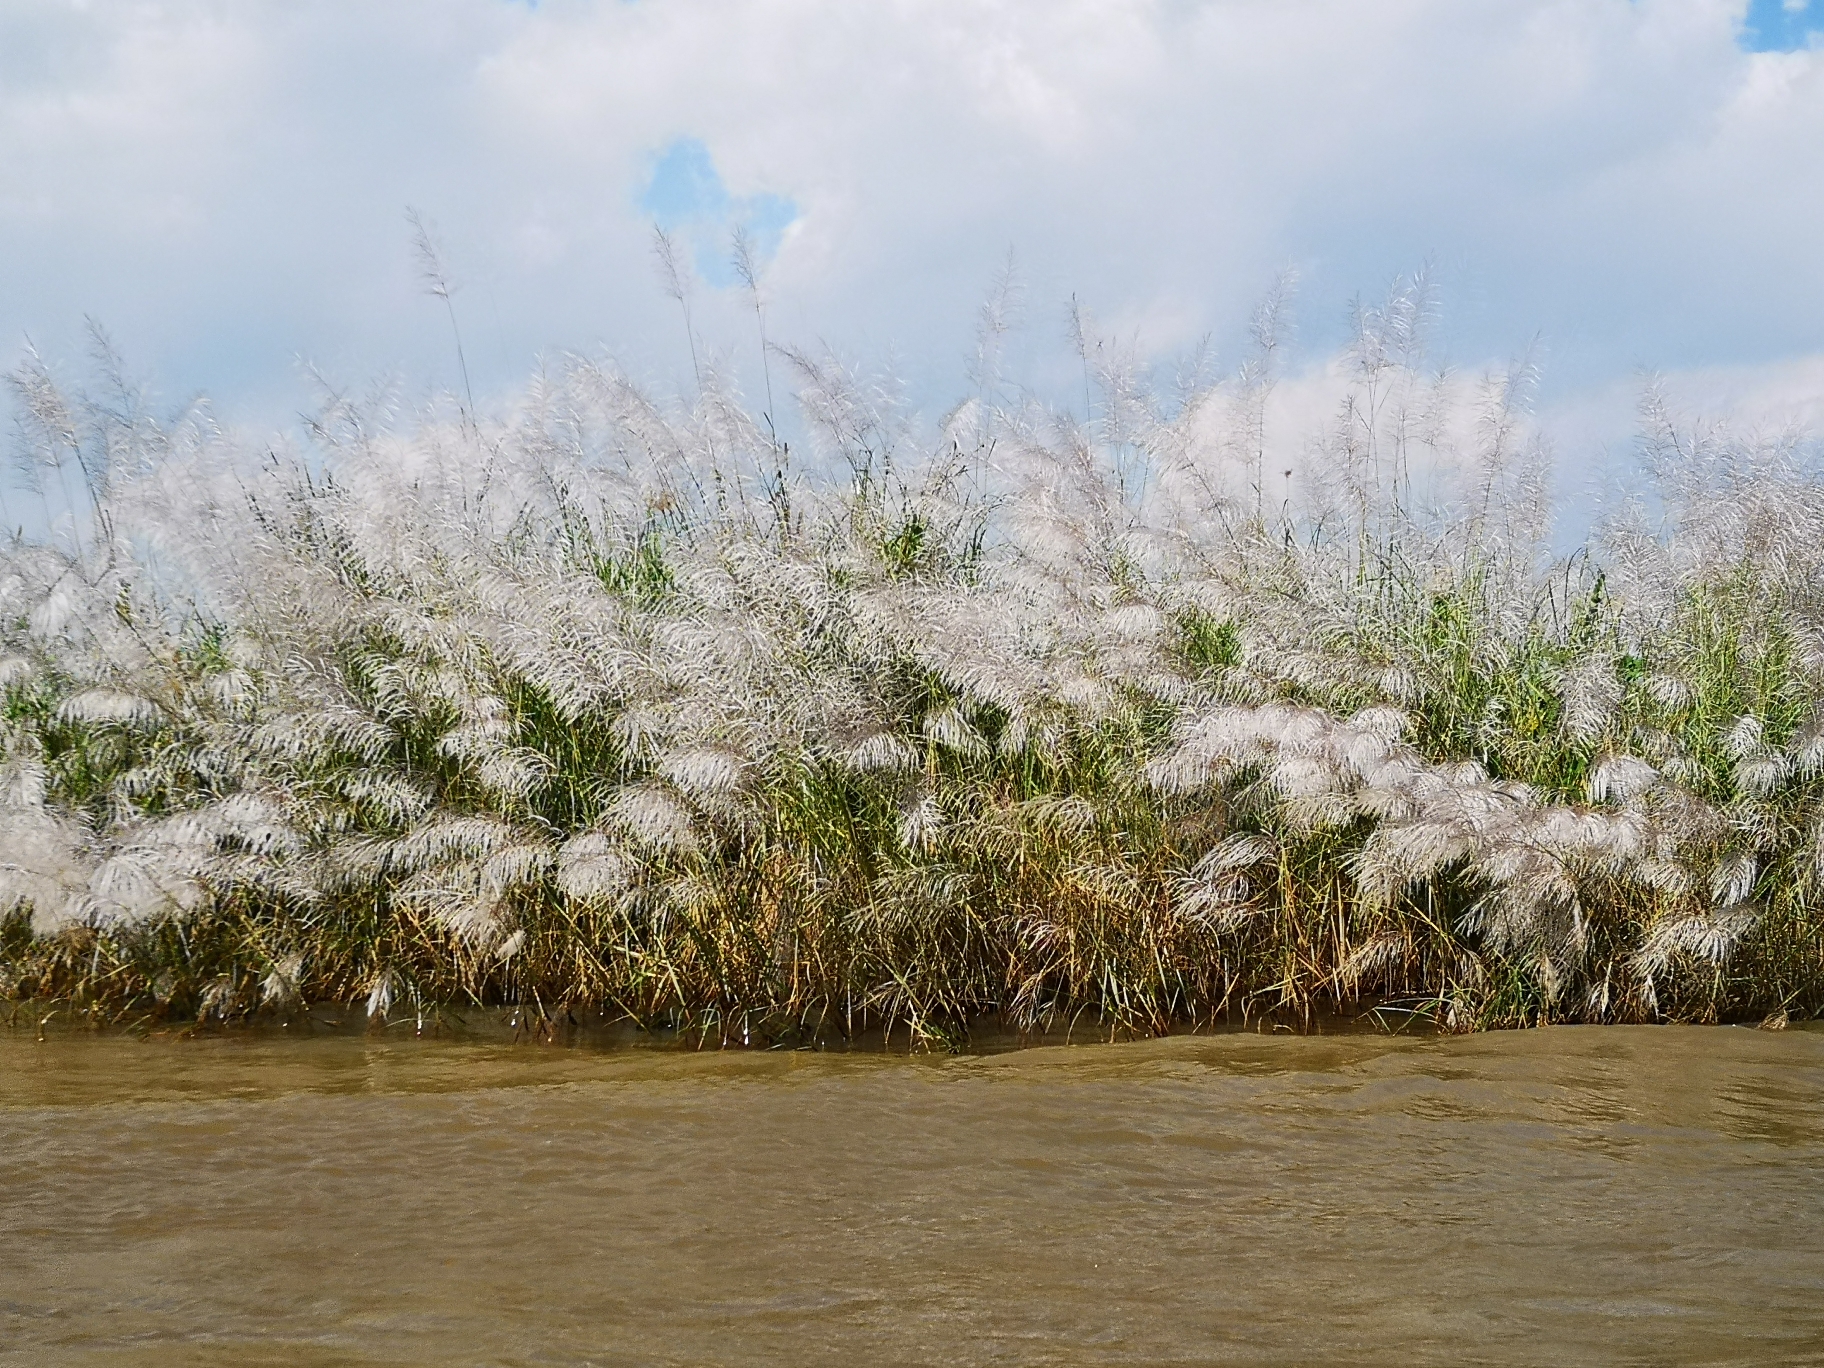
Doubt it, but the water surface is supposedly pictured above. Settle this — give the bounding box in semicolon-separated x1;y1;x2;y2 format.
2;1023;1820;1365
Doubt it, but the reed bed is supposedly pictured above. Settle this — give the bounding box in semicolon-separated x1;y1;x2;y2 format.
2;299;1821;1039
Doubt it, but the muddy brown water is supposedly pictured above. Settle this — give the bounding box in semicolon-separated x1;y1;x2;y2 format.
1;1023;1821;1366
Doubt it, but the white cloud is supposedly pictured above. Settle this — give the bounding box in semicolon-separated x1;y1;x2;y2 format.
1;0;1820;493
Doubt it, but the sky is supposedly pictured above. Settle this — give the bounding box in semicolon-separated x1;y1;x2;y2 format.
2;0;1823;497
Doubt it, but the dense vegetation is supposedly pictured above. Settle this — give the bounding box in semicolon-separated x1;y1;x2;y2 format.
3;289;1821;1040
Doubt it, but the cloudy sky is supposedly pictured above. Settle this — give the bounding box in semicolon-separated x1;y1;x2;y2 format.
3;0;1822;489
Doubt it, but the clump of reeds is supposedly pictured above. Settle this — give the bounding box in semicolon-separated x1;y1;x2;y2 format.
2;288;1822;1040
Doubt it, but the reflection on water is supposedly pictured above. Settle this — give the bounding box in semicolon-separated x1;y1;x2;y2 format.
2;1024;1821;1366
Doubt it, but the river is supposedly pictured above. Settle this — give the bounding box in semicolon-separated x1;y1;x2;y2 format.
2;1022;1820;1365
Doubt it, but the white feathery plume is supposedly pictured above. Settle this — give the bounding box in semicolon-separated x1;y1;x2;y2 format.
260;952;304;1009
556;832;636;904
659;747;746;801
843;731;919;776
609;783;698;853
1643;674;1692;710
898;787;944;853
57;688;162;729
1589;754;1660;804
922;705;989;761
1633;905;1760;981
1724;715;1765;761
1557;657;1621;743
365;969;397;1020
1710;853;1758;909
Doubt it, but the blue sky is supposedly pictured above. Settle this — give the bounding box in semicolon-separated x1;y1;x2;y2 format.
1743;0;1824;49
640;138;798;288
2;0;1823;483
